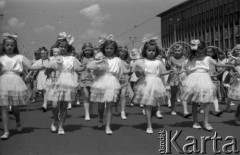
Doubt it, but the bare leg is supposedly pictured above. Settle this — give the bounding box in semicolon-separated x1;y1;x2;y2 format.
203;103;213;130
145;105;153;133
105;102;113;134
58;101;68;134
83;87;91;120
120;86;127;119
98;103;105;128
12;106;22;132
1;106;9;134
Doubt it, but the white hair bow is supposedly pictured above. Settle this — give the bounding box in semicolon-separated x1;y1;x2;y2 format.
190;39;200;50
142;36;158;43
3;33;18;41
99;34;114;44
57;32;74;45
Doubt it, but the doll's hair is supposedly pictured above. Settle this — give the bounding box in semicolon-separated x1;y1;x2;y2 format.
172;44;183;51
2;36;19;54
82;42;94;57
51;38;74;54
117;45;129;60
101;40;118;56
141;40;160;58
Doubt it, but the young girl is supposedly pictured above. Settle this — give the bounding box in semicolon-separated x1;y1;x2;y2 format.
116;45;130;120
167;44;191;118
0;33;44;140
205;47;223;116
87;38;123;135
79;42;94;121
132;39;172;134
31;47;50;112
181;40;233;131
45;32;84;135
225;45;240;124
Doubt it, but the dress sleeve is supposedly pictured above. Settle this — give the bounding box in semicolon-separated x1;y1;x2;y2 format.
158;60;166;75
73;57;82;70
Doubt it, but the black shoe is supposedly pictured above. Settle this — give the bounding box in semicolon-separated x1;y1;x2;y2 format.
213;111;223;117
41;107;47;112
8;110;13;114
183;113;192;118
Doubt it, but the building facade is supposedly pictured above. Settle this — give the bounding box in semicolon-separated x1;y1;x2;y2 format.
157;0;240;51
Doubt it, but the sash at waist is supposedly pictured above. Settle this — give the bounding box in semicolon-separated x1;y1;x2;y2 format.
2;71;20;76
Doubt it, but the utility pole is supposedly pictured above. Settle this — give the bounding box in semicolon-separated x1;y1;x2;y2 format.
129;36;137;49
0;14;4;22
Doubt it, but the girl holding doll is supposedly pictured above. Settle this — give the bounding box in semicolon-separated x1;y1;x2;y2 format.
45;32;84;135
132;39;172;134
87;36;124;135
0;33;44;140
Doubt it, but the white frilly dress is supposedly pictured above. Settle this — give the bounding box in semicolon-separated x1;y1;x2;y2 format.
133;58;167;106
32;59;51;91
88;57;123;103
0;54;31;106
181;56;216;103
45;56;81;102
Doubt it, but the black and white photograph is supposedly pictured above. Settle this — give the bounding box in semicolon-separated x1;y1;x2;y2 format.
0;0;240;154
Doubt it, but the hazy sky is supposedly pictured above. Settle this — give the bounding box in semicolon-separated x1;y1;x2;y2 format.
0;0;186;58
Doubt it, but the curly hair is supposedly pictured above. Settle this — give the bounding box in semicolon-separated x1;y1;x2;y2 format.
101;40;118;56
141;40;160;58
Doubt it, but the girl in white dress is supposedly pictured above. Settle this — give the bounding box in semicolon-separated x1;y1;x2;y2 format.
0;33;44;140
32;47;50;112
181;40;233;131
132;40;172;134
45;32;84;135
87;38;124;135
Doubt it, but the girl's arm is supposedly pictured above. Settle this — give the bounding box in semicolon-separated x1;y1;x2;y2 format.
208;56;234;68
22;57;45;71
160;70;173;76
73;57;86;72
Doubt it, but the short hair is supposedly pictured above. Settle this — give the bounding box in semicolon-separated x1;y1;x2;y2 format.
101;40;118;56
141;40;160;58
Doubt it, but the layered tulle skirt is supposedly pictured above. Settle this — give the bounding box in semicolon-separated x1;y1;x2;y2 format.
36;70;47;90
133;75;166;106
0;72;28;106
45;71;78;102
181;72;215;103
90;73;121;103
228;78;240;100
